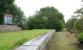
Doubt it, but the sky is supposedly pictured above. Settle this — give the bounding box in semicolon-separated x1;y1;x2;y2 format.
15;0;82;22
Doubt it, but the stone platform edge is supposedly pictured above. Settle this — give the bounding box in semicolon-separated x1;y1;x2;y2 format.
15;30;55;50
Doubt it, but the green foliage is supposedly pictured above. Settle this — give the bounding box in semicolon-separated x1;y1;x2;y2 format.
74;5;83;32
0;0;25;27
78;32;83;42
6;4;25;27
27;7;65;31
66;17;82;33
69;1;83;42
78;17;83;32
66;17;76;29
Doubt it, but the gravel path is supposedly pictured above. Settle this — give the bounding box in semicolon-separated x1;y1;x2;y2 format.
48;32;79;50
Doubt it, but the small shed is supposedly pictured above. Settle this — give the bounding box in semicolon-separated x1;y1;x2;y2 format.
4;10;13;25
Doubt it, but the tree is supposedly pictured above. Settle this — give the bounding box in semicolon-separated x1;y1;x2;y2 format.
77;17;83;32
0;0;25;26
66;17;77;29
0;0;15;24
74;1;83;32
27;7;65;31
66;16;83;32
12;5;25;26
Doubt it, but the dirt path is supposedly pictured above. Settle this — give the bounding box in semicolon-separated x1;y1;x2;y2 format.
48;32;79;50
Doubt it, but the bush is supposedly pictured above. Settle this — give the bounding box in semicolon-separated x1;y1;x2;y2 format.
78;32;83;43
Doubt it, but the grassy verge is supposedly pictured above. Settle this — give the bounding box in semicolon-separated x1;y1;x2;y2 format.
48;32;78;50
0;29;49;50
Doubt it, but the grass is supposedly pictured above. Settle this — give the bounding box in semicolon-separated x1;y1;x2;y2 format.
0;29;49;50
48;32;78;50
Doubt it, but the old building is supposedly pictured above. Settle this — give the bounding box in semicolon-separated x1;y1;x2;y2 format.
0;10;21;32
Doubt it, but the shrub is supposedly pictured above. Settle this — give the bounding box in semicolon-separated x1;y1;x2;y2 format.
78;32;83;43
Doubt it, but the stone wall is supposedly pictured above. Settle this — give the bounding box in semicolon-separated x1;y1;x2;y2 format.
0;25;21;32
15;30;55;50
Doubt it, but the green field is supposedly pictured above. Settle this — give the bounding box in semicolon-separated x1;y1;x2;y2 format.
0;29;49;50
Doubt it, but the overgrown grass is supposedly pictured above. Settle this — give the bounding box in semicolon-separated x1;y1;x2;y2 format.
48;32;78;50
0;29;49;50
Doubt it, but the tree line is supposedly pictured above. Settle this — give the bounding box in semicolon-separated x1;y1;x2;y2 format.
66;7;83;33
25;7;65;31
0;0;65;31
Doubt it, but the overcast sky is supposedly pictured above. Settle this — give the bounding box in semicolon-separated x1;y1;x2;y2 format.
15;0;82;22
